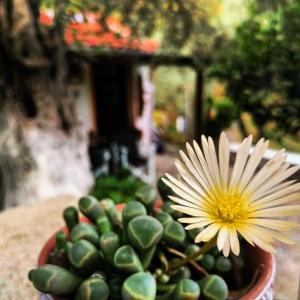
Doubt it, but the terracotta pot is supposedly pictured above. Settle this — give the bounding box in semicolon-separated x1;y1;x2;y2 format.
37;206;275;300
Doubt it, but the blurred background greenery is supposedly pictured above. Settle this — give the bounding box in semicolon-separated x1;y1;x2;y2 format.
152;0;300;151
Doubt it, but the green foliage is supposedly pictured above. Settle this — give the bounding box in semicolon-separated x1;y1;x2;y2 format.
135;185;157;211
198;275;228;300
163;221;186;247
127;216;163;251
70;223;99;246
155;211;174;227
210;1;300;139
174;278;201;300
63;206;79;231
204;97;238;138
114;245;143;274
28;264;82;296
67;240;101;272
122;272;156;300
75;277;109;300
91;175;145;204
100;231;120;264
122;200;147;226
199;254;215;271
214;257;232;273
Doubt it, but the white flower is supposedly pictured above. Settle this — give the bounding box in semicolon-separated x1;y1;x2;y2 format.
163;132;300;256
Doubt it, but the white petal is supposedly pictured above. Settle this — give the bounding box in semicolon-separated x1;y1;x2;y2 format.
238;139;269;189
236;227;255;246
201;135;219;185
175;161;210;200
252;182;300;206
193;140;216;189
229;227;240;256
217;226;228;251
222;235;231;257
252;164;300;199
229;136;252;189
218;132;230;189
261;180;296;197
195;223;220;243
168;196;203;209
244;230;276;253
179;149;213;191
252;193;300;211
178;217;211;223
252;205;300;217
249;218;297;231
185;143;212;190
244;151;286;195
171;205;208;217
163;176;203;204
208;137;222;186
255;227;294;245
185;220;213;230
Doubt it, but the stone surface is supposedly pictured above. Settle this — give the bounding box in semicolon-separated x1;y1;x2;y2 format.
273;214;300;300
0;195;78;300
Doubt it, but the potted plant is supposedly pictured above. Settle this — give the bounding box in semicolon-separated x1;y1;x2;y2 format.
29;132;300;300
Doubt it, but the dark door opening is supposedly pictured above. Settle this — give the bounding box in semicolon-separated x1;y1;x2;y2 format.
92;62;130;141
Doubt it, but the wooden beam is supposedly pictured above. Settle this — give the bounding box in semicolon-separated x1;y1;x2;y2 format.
194;69;204;142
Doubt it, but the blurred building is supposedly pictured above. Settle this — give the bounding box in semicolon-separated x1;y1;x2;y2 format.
41;10;203;183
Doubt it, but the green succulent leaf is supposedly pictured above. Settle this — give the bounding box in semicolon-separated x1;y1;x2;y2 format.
63;206;79;231
174;279;200;300
198;275;228;300
122;272;156;300
70;223;100;246
114;245;143;274
75;277;109;300
155;211;173;227
127;216;163;251
100;198;121;226
214;257;232;273
161;201;183;218
135;185;157;210
55;231;67;252
67;240;101;272
163;221;186;247
200;254;215;271
100;231;120;264
122;201;147;227
28;264;82;295
79;196;105;222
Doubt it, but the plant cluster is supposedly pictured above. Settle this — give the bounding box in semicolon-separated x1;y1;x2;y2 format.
91;172;145;204
29;183;232;300
204;97;237;139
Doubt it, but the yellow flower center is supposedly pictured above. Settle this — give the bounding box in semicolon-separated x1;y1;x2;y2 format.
209;188;249;223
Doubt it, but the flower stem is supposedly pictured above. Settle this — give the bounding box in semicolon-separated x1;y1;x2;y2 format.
168;238;216;273
165;247;208;276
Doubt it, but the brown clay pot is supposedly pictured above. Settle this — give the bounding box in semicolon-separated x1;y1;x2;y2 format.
37;206;275;300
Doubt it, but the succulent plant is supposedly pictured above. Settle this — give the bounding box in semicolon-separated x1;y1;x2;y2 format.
29;183;235;299
28;264;82;295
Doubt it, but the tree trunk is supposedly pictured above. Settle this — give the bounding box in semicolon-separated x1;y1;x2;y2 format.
0;0;93;209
